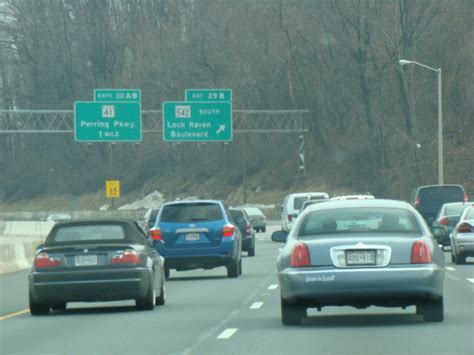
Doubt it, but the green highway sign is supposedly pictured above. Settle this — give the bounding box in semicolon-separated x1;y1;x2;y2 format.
74;101;142;142
94;89;141;102
185;89;232;102
163;101;232;142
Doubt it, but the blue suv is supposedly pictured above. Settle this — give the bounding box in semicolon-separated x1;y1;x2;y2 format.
150;200;242;278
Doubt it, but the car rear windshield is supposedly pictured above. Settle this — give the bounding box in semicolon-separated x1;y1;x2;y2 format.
418;186;465;212
51;225;126;243
243;207;262;216
298;207;421;237
442;204;468;216
465;208;474;220
160;203;223;223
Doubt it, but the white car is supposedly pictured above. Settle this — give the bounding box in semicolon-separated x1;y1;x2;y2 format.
280;192;329;231
330;194;375;201
449;205;474;264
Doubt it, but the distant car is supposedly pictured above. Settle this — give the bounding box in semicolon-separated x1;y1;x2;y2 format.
242;207;267;233
272;199;445;325
448;205;474;264
151;200;242;278
230;208;255;256
280;192;330;231
410;184;468;226
29;219;165;315
431;202;473;246
144;208;161;229
45;213;72;222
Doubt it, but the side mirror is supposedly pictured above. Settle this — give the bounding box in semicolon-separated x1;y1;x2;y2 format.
272;230;288;243
431;226;447;239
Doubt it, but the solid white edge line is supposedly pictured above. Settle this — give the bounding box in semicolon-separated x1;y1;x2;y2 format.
217;328;238;339
467;278;474;284
268;284;279;290
250;302;264;309
445;266;456;271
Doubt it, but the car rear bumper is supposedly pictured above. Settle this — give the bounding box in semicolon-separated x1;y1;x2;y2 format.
279;265;444;306
453;237;474;255
29;268;152;303
164;255;236;270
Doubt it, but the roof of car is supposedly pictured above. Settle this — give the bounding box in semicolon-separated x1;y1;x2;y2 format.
303;199;412;212
162;199;222;206
287;192;329;198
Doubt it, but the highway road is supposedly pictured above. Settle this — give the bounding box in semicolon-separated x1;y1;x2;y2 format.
1;224;473;355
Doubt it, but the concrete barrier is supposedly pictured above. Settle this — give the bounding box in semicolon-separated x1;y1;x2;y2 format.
0;237;43;274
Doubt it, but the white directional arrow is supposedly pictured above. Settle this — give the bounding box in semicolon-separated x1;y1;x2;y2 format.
216;124;226;134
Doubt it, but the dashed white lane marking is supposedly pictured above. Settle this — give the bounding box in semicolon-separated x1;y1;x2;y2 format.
268;284;279;290
250;302;264;309
446;266;456;271
467;278;474;284
217;328;238;339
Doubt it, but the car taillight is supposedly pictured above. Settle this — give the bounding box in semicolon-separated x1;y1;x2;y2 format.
457;222;473;234
464;193;469;202
414;196;420;208
288;214;293;222
438;217;449;226
222;225;235;237
290;242;311;267
34;252;62;268
150;228;162;241
112;249;141;264
245;223;251;235
411;240;432;264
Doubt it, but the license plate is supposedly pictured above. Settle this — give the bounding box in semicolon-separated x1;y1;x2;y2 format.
346;250;375;265
75;254;97;266
185;233;200;241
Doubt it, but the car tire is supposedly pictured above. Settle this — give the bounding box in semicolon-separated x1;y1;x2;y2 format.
451;249;456;263
419;297;444;322
248;246;255;257
136;282;156;311
164;267;170;280
29;293;50;316
262;227;266;233
51;303;67;311
454;252;465;265
155;281;166;306
227;258;240;278
281;297;305;326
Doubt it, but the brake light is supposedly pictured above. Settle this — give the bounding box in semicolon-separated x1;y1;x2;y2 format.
222;225;235;237
112;249;141;264
245;223;251;235
288;214;293;222
34;252;62;268
464;193;469;202
414;196;420;208
150;228;162;241
290;242;311;267
438;217;449;226
457;222;473;234
411;240;432;264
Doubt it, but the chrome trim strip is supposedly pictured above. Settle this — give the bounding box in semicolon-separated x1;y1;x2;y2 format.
175;228;209;234
286;266;440;275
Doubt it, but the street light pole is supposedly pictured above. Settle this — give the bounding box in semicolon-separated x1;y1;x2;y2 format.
399;59;443;184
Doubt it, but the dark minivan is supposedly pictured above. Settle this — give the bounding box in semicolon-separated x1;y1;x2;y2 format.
410;184;468;226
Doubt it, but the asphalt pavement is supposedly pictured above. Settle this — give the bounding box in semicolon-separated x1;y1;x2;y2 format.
1;224;473;355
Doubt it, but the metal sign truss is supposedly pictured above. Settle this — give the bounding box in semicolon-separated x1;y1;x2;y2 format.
0;110;309;134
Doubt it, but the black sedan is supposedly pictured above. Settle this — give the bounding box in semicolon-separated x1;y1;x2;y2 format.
29;219;165;315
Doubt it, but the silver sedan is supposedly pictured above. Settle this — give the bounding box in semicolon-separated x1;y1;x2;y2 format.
449;205;474;264
272;199;445;325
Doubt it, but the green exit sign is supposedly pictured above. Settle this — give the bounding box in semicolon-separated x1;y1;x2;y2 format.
74;102;142;142
94;89;141;102
185;89;232;102
163;101;232;142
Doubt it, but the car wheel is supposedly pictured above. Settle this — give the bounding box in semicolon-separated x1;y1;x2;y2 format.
419;297;444;322
248;246;255;257
136;282;156;311
454;252;465;265
164;267;170;280
451;249;456;263
29;293;50;316
227;258;240;278
51;303;67;311
155;281;166;306
238;258;242;275
262;227;266;233
281;297;305;326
